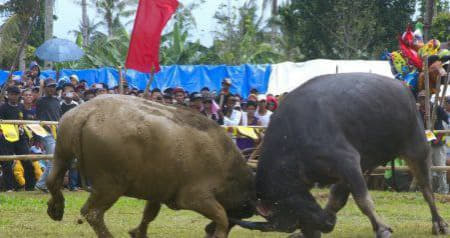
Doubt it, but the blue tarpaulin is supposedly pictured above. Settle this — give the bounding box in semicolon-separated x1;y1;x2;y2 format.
0;64;271;98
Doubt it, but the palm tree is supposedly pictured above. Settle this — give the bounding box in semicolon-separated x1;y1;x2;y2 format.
91;0;137;36
44;0;54;68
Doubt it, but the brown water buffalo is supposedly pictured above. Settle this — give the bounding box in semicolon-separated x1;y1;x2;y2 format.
46;95;254;238
232;73;449;238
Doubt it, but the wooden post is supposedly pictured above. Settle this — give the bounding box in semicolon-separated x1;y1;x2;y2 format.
424;56;432;130
144;67;155;97
439;66;450;107
118;66;124;95
431;70;442;127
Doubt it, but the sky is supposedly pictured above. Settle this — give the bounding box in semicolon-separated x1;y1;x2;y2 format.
53;0;271;47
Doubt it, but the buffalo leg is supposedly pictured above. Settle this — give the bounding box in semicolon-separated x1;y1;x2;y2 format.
47;149;72;221
177;189;229;238
129;201;161;238
81;190;120;238
405;149;449;235
325;182;350;215
340;161;392;238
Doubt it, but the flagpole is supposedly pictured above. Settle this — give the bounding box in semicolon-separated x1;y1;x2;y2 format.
118;66;124;95
144;67;155;98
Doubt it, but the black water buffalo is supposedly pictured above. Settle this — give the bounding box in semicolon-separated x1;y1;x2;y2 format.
232;73;449;238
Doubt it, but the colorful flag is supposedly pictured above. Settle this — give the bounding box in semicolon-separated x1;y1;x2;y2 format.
126;0;179;73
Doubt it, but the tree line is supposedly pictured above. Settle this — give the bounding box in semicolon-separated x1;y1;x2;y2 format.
0;0;449;71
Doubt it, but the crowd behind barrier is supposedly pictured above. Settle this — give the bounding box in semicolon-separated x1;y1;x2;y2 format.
0;62;450;194
0;62;277;193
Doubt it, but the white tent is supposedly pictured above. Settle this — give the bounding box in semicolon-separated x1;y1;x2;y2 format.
267;59;393;95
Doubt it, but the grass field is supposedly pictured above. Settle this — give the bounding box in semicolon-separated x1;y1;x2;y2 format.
1;189;450;238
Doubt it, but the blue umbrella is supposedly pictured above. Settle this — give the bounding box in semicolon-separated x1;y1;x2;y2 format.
35;38;84;62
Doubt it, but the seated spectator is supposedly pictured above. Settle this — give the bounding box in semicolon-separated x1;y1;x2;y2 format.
217;78;232;110
250;88;258;95
241;101;261;126
266;95;278;112
173;87;186;106
201;97;223;124
189;92;203;113
255;95;273;127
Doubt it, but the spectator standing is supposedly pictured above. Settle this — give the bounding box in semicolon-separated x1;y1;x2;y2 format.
151;88;163;103
217;78;232;110
22;89;36;121
29;62;42;86
0;86;35;191
266;95;278;112
255;95;273;127
61;84;79;115
223;96;242;126
241;101;261;126
173;87;186;106
189;92;204;113
418;91;449;194
69;75;79;87
201;97;223;124
35;78;61;192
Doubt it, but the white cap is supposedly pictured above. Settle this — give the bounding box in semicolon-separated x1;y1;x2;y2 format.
70;74;79;81
257;94;267;101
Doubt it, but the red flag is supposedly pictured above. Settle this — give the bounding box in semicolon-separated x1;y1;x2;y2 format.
126;0;179;73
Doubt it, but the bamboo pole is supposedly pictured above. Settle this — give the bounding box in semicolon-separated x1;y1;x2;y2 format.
424;56;432;130
439;65;450;107
118;66;124;95
0;120;59;125
144;68;155;97
431;69;442;127
0;154;53;162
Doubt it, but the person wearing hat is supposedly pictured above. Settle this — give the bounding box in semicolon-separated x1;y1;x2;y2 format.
418;90;449;194
0;86;35;191
35;78;61;193
29;61;42;86
189;92;204;113
70;75;79;87
201;96;223;124
255;94;273;127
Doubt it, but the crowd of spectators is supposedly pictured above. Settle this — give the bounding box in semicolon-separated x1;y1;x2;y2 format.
0;62;285;192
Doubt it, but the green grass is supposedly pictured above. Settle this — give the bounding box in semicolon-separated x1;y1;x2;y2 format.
1;189;450;237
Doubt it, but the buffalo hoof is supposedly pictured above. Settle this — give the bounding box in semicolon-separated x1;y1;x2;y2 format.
432;220;450;235
47;198;64;221
376;227;392;238
128;228;148;238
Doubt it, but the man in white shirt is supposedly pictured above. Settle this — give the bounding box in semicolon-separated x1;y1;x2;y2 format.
255;95;272;127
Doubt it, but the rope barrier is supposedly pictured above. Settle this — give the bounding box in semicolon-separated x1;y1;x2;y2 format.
0;120;449;174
